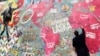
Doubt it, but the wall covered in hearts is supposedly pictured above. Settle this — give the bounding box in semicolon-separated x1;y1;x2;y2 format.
0;0;100;56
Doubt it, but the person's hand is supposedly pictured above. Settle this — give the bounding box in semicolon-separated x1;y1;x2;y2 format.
80;25;83;28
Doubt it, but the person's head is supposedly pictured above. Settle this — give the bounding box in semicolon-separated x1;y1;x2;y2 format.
74;30;79;36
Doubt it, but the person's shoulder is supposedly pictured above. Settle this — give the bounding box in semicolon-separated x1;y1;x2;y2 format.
73;37;76;40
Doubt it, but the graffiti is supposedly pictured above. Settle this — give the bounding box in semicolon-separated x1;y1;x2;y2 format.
80;14;89;19
90;23;100;30
0;0;99;56
52;18;71;35
20;9;33;24
86;32;96;39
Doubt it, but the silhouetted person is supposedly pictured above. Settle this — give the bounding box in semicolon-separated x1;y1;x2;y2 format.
0;3;18;41
72;28;90;56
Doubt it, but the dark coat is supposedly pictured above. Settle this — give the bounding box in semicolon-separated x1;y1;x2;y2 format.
73;29;90;56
